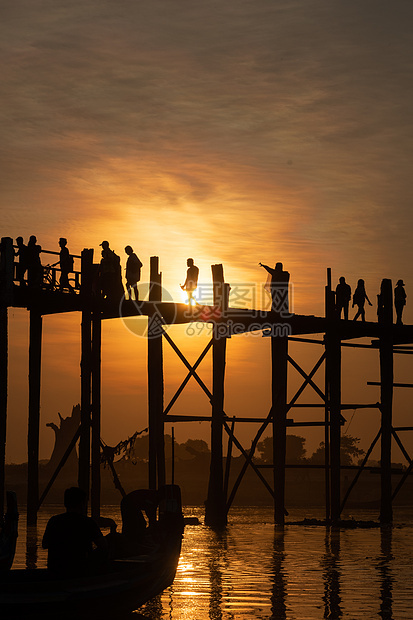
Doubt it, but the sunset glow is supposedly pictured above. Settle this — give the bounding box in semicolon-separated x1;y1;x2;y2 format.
2;0;413;465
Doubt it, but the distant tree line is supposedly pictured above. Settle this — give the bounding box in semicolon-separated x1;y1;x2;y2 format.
255;434;365;466
107;431;365;467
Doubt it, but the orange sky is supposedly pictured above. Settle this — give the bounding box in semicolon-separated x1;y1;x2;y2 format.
3;1;413;464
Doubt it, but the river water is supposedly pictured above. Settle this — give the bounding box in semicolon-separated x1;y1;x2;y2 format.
12;505;413;619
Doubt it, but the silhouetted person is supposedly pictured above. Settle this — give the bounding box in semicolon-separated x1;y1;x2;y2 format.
124;245;142;301
394;279;406;325
335;276;351;320
105;489;159;559
121;490;158;550
99;241;124;301
26;235;43;288
181;258;199;304
52;238;74;292
352;279;372;322
15;236;28;286
42;487;105;577
259;262;290;315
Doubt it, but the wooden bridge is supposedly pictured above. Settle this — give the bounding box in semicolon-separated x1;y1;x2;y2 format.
1;236;413;528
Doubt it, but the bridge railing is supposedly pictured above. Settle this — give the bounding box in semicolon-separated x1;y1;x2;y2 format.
12;247;82;293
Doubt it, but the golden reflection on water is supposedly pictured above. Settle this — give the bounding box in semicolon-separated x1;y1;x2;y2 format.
321;527;342;619
378;526;393;620
12;507;413;619
208;529;227;620
270;527;287;619
25;525;38;570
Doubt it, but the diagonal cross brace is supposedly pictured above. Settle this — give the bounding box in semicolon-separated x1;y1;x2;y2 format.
391;427;412;465
162;330;279;501
162;330;214;403
288;354;326;402
163;338;213;417
392;426;413;502
227;351;327;509
225;409;274;512
288;351;326;409
340;428;381;514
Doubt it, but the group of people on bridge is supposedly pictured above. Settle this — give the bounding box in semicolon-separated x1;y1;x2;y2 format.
12;236;144;301
335;276;407;325
12;236;200;306
10;239;408;324
14;236;74;292
98;240;142;302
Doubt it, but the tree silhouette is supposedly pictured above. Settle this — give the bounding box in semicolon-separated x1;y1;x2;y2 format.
309;435;365;466
257;435;307;464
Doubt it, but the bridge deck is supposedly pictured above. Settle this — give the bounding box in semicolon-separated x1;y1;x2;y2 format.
8;286;413;342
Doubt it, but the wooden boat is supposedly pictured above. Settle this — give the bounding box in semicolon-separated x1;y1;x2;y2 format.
0;491;18;572
0;485;184;620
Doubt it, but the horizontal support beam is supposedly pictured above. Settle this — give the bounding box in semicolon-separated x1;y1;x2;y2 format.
289;337;383;349
288;336;324;345
367;382;413;388
289;421;336;427
288;403;325;408
165;415;288;424
256;464;410;472
340;403;380;409
371;333;413;346
286;403;379;409
165;415;343;427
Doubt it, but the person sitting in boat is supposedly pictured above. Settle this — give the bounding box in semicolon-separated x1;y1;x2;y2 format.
108;489;159;558
42;487;107;577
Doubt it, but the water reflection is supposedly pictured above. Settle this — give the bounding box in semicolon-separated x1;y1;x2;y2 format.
321;527;342;619
14;507;413;620
26;525;38;569
136;592;163;619
377;526;393;620
270;526;287;620
208;529;228;620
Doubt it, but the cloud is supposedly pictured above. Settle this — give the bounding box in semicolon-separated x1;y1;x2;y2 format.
4;1;413;463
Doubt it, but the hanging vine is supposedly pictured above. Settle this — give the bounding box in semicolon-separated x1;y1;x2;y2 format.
100;427;148;467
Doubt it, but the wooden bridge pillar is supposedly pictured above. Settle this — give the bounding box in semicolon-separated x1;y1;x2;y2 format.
148;256;165;490
272;334;288;525
0;306;7;519
325;331;341;522
78;249;94;497
205;264;228;528
271;263;290;525
378;278;393;524
0;237;13;518
325;268;341;523
91;310;101;519
27;309;42;525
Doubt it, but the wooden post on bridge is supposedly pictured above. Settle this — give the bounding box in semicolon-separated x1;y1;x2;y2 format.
272;335;288;525
271;263;290;525
205;264;228;528
27;308;42;525
148;256;165;490
0;237;14;518
378;278;393;524
325;332;341;522
325;268;341;523
0;306;7;520
78;249;94;497
91;308;101;519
